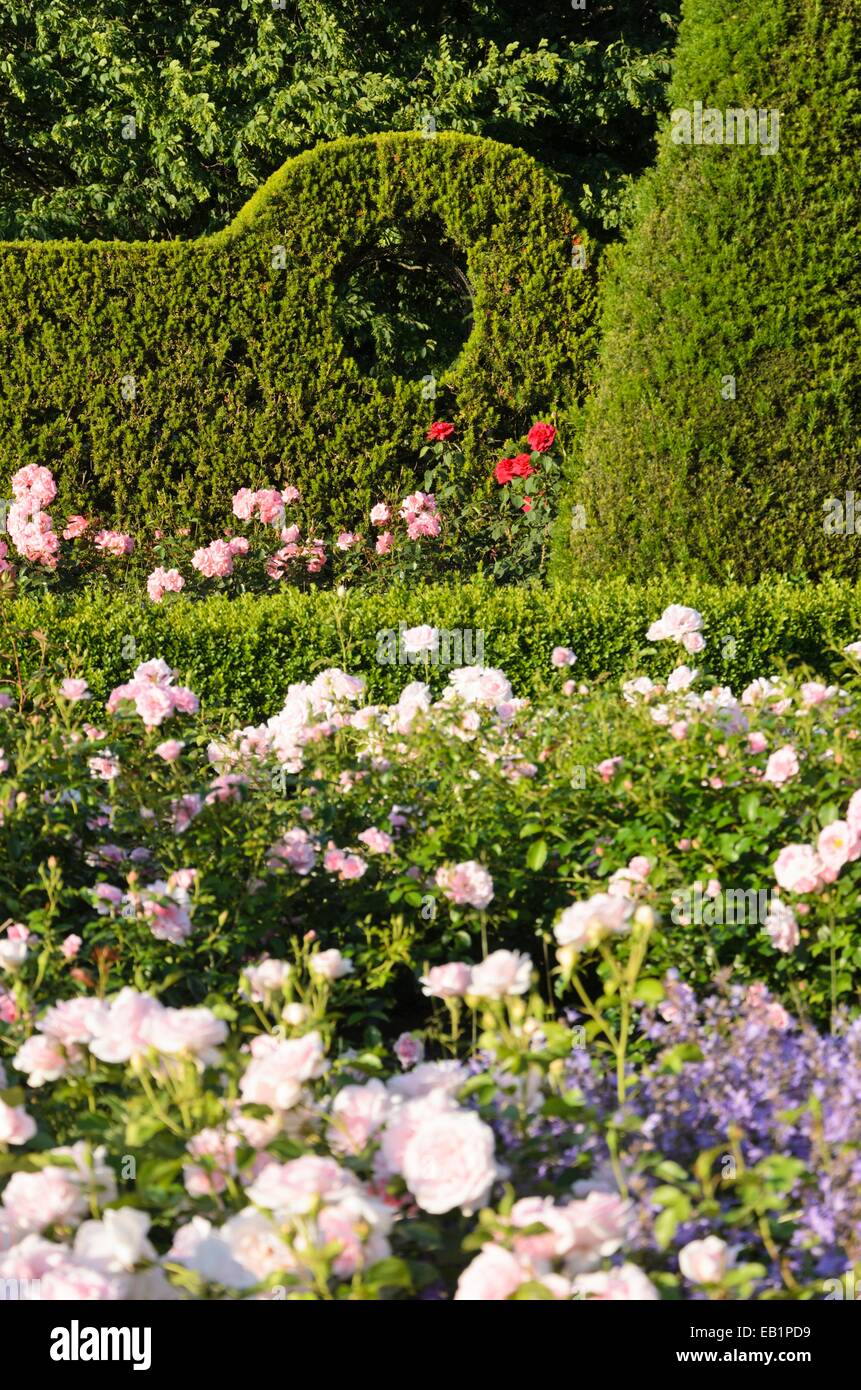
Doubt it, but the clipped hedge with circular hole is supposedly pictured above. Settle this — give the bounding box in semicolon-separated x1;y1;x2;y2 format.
0;132;596;533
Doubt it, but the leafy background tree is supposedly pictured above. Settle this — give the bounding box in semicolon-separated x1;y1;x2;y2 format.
0;0;679;242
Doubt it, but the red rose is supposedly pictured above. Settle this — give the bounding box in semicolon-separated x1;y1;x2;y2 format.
526;422;556;454
509;453;535;479
427;421;455;442
521;497;533;513
495;453;535;485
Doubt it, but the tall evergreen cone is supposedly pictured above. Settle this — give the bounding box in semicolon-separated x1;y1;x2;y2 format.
563;0;860;582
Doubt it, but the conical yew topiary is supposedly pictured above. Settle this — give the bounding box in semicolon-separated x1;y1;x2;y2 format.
560;0;860;583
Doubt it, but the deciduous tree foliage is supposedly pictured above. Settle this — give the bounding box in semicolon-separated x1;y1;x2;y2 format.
0;0;677;241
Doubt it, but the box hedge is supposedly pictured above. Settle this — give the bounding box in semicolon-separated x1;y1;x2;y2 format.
556;0;861;583
5;577;861;723
0;132;596;534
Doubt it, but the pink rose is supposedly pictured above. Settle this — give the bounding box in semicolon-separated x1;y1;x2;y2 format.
773;843;823;894
469;950;532;999
678;1235;730;1285
399;1108;498;1214
762;745;799;785
455;1243;528;1300
435;860;494;909
419;962;473;998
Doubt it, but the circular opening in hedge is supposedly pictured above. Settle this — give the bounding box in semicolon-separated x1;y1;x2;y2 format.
334;217;473;381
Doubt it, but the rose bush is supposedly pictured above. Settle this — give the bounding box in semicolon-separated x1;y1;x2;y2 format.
1;605;860;1298
0;423;563;605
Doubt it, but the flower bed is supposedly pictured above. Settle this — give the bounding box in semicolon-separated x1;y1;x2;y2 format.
1;606;860;1298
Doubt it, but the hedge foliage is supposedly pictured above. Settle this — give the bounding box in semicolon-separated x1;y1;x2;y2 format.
558;0;861;583
0;132;596;534
5;577;861;723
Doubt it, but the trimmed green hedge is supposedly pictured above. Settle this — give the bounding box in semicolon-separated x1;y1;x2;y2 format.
5;578;861;722
557;0;861;583
0;132;596;533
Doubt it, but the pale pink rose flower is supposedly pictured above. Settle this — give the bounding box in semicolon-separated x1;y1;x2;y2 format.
800;680;835;707
239;1031;327;1110
817;820;860;873
357;826;394;854
232;488;257;520
38;996;108;1046
763;900;799;953
419;962;473;998
846;788;861;833
435;860;494;910
748;731;768;753
241;957;292;1002
454;1243;528;1300
681;630;705;654
61;933;82;959
87;988;166;1063
63;514;89;539
402;624;439;656
0;1100;36;1145
400;1108;498;1215
773;843;823;894
60;677;90;701
394;1033;424;1069
146;566;185;602
191;538;234;578
167;1216;254;1288
143;1006;227;1063
375;530;395;555
0;926;29;971
134;684;175;728
469;950;533;999
155;738;184;761
573;1263;659;1300
666;664;698;692
39;1260;126;1300
228;536;249;556
386;1060;467;1102
669;720;688;741
255;489;286;526
281;485;301;504
596;756;622;782
445;666;513;709
327;1079;389;1155
551;646;576;668
87;753;120;781
554;893;633;952
370;502;391;526
316;1190;393;1277
246;1155;354;1217
309;948;354;981
762;745;800;785
267;828;317;875
220;1209;293;1282
336;531;361;550
678;1235;730;1284
73;1208;155;1272
646;604;704;646
93;529;134;557
510;1197;580;1261
12;1034;70;1086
